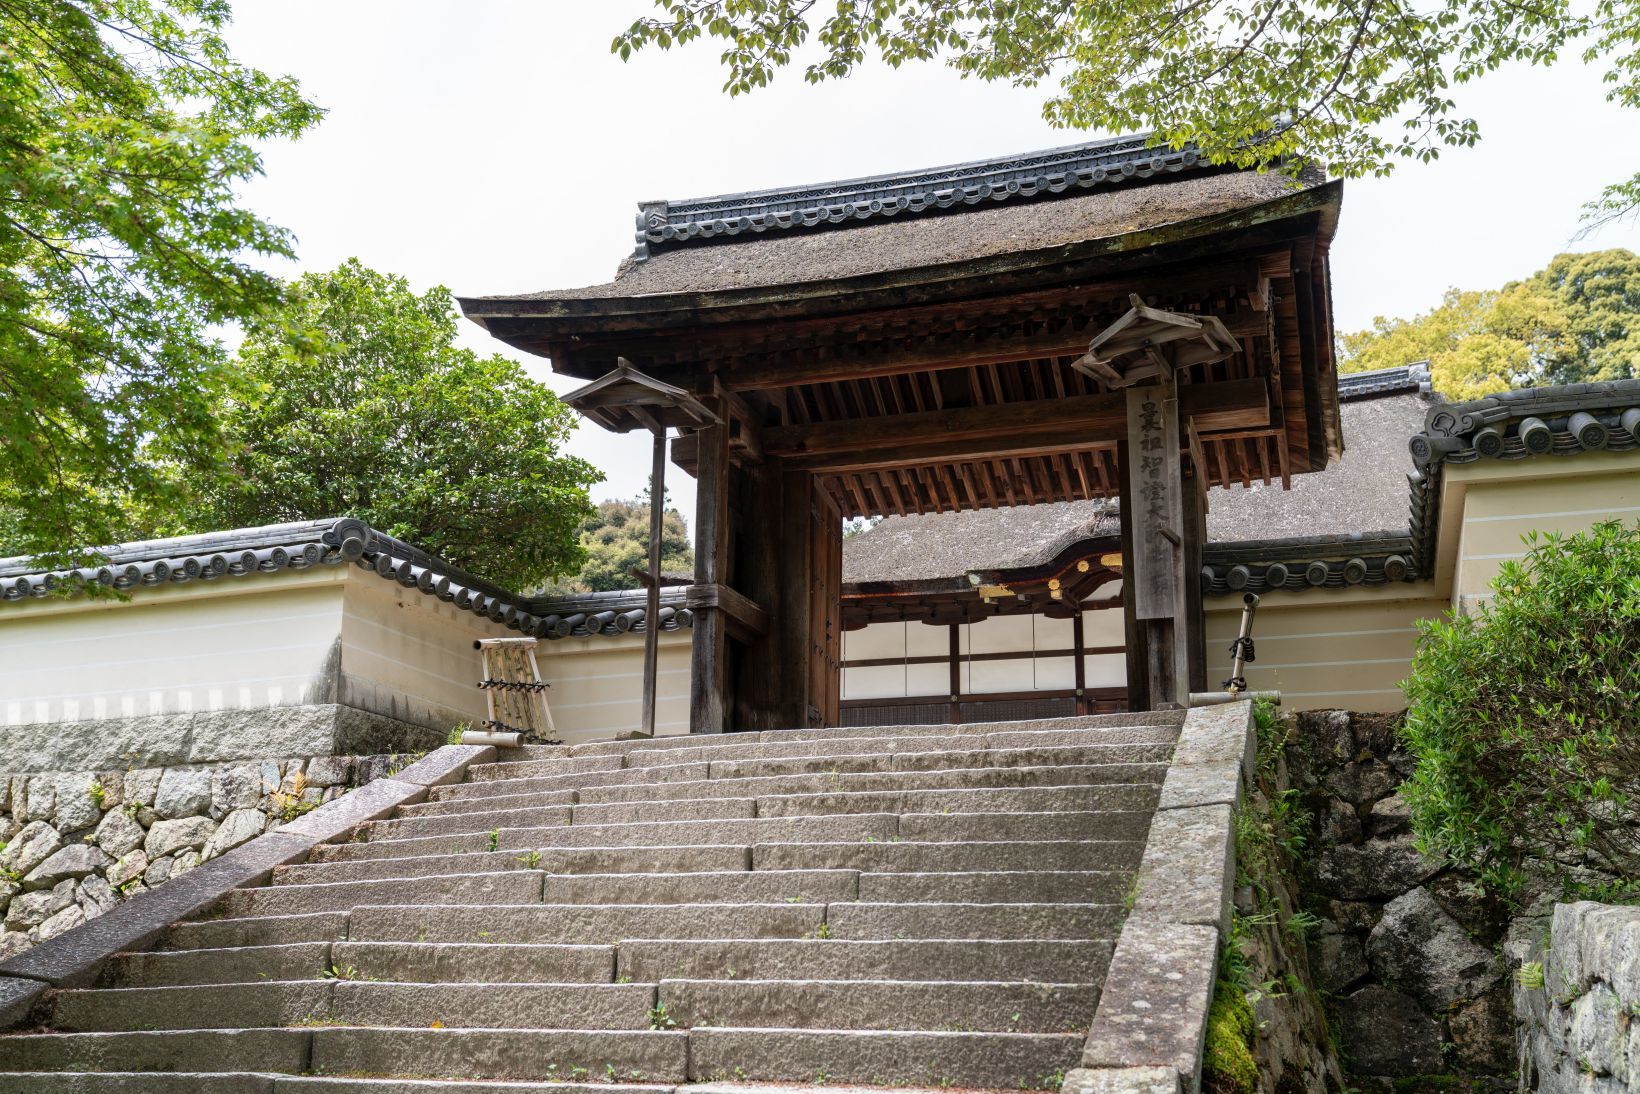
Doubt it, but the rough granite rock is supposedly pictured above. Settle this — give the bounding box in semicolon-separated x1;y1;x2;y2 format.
0;931;31;961
22;844;113;891
53;775;103;832
94;808;144;858
144;816;216;859
1367;886;1501;1010
104;851;147;889
22;778;55;824
36;901;84;941
1;822;62;879
1309;926;1369;994
4;880;76;929
1366;793;1412;837
304;755;352;787
123;768;162;807
1321;759;1401;807
1451;983;1515;1074
1312;836;1442;901
203;808;266;859
1336;985;1444;1076
171;849;202;877
153;769;212;820
210;765;262;816
142;854;174;888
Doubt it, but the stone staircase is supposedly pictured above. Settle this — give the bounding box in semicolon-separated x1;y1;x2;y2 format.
0;710;1196;1092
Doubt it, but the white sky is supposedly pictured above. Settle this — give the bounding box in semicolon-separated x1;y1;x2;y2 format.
224;2;1640;530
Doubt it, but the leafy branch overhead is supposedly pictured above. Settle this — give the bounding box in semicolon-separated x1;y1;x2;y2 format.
0;0;324;563
613;0;1640;219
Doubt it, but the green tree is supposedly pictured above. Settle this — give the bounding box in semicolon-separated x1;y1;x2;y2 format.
550;498;693;594
612;1;1640;222
1402;521;1640;899
184;260;601;591
1338;249;1640;397
0;0;322;562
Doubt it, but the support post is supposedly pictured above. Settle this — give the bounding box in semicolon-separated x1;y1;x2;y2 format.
1072;608;1088;716
1118;442;1148;714
948;623;962;725
640;428;666;738
690;416;732;733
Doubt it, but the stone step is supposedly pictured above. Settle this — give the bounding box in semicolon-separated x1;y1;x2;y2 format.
0;1075;677;1094
751;839;1144;874
688;1027;1082;1088
429;762;711;803
394;789;578;819
282;845;754;886
369;804;572;840
48;981;333;1032
222;870;544;918
0;1029;313;1075
327;941;618;985
858;870;1129;904
570;766;1165;807
464;754;624;781
161;911;348;951
47;979;659;1034
659;977;1098;1033
99;942;332;988
616;938;1113;983
753;784;1160;817
897;809;1155;842
325;813;898;863
825;901;1121;941
572;797;758;825
542;869;859;906
305;1026;690;1083
615;728;1176;768
704;742;1172;781
346;902;825;944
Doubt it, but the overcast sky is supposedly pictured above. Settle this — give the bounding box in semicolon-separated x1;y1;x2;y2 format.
225;3;1640;528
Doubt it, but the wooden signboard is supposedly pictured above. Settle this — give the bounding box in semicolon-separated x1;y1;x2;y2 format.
1125;382;1183;621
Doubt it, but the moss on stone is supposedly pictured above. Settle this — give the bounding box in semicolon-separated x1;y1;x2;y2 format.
1202;975;1258;1094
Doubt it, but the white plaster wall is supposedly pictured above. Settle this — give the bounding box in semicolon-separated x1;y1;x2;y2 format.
0;572;347;727
532;631;692;744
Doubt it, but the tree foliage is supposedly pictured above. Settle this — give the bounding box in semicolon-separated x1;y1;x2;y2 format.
1401;520;1640;900
0;0;322;562
612;0;1640;218
1338;249;1640;398
183;261;601;592
550;497;693;595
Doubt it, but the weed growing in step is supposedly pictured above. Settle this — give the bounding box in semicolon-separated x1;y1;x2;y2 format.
485;829;500;853
813;1070;831;1085
648;1003;677;1030
815;921;832;939
319;964;362;981
87;778;107;809
516;850;542;869
448;723;469;746
1035;1071;1066;1091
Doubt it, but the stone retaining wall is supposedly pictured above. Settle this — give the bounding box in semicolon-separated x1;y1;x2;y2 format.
1513;901;1640;1090
0;751;412;960
1287;709;1521;1088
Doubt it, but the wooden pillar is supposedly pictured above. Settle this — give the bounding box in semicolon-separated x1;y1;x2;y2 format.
1117;441;1148;714
1181;481;1208;695
1072;607;1088;716
690;417;732;733
640;429;666;737
1124;381;1187;709
730;459;783;732
948;623;962;725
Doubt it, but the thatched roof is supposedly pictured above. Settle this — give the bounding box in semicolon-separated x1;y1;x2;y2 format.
842;500;1118;585
498;169;1324;304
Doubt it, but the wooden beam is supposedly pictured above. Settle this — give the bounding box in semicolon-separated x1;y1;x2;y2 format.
674;379;1268;473
709;308;1276;392
685;582;769;643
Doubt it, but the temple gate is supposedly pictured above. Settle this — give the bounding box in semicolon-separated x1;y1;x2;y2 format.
461;135;1343;731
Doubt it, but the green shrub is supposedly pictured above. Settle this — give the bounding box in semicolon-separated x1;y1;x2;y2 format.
1402;520;1640;898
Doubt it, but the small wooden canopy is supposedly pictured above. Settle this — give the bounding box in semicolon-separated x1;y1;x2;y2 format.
1072;294;1240;388
562;360;720;433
